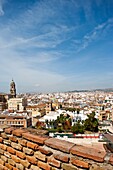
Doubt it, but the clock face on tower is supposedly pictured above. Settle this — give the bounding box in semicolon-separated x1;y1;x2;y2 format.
10;79;16;98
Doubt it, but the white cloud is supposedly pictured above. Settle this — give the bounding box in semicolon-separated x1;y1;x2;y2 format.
0;23;71;50
31;52;61;63
0;1;70;93
74;18;113;53
34;84;40;87
0;43;66;93
0;0;5;16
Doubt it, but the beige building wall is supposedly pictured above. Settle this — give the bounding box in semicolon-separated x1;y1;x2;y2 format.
26;104;46;117
8;98;27;111
0;117;32;128
99;111;111;121
46;103;52;114
112;111;113;122
26;107;41;117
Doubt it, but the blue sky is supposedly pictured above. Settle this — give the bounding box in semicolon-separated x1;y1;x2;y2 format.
0;0;113;93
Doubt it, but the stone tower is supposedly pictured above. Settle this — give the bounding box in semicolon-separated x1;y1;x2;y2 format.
10;79;16;98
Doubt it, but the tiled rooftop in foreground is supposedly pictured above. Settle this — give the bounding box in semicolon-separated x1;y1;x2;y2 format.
0;125;113;170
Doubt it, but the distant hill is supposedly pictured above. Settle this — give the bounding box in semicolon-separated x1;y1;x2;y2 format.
67;88;113;93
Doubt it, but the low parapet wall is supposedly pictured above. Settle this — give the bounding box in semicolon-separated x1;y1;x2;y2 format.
0;126;113;170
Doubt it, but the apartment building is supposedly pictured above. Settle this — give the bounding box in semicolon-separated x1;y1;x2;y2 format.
0;115;32;128
8;98;27;111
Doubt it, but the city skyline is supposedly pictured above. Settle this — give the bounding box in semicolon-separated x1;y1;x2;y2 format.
0;0;113;93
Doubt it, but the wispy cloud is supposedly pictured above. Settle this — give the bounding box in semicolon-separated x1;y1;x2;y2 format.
0;0;5;16
0;48;66;92
73;18;113;53
0;25;70;49
30;52;61;63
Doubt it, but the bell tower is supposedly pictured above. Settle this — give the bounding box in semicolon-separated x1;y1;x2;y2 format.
10;79;16;98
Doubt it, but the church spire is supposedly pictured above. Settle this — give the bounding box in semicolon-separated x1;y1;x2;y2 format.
10;79;16;98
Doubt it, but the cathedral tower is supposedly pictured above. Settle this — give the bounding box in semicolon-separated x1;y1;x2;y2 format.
10;79;16;98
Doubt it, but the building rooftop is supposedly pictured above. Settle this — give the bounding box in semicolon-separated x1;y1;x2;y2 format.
104;133;113;143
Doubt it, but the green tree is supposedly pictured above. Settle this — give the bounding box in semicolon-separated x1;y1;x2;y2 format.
53;114;72;131
84;112;98;132
71;121;84;134
57;123;64;133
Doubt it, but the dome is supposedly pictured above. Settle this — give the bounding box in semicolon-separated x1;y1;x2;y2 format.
10;79;15;86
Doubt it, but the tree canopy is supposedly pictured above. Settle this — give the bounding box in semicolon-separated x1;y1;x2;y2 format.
84;112;98;132
43;111;99;134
